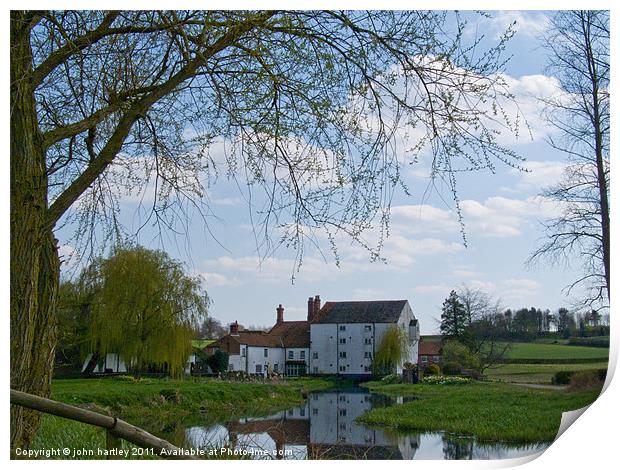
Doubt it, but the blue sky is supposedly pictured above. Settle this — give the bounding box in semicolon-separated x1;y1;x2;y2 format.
56;11;588;334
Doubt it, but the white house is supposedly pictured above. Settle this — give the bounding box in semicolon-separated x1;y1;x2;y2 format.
208;295;419;378
309;299;419;377
207;303;310;376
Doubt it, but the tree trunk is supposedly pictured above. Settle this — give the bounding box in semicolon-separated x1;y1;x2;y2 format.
82;350;101;376
10;12;60;450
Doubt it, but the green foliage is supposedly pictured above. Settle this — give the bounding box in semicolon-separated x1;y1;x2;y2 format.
78;245;209;375
552;370;575;385
359;381;602;442
207;350;229;374
381;373;402;384
440;290;468;339
373;325;411;374
441;340;480;371
425;364;441;376
441;362;462;376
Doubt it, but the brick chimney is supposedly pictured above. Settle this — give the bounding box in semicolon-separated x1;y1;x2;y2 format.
276;304;284;324
230;321;239;335
314;295;321;317
307;297;314;321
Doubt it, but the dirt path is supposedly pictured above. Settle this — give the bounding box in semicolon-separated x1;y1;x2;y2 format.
512;383;567;391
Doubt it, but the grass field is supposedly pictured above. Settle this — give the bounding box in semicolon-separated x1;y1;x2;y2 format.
486;362;609;384
359;380;601;443
502;342;608;361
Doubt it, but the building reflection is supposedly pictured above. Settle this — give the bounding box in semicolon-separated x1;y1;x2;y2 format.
186;389;420;459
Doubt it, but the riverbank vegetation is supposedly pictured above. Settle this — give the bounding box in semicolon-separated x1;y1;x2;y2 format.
359;380;602;443
31;376;344;458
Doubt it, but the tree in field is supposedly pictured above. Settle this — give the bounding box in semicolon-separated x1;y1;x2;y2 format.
455;286;511;371
194;317;227;340
556;307;576;337
440;290;468;340
11;10;523;447
529;10;610;310
77;246;208;376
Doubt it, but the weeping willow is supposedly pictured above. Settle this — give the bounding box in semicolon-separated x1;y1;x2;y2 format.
373;325;411;374
81;245;208;376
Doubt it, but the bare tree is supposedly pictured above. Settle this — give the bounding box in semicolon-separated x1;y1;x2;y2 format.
529;11;609;310
456;286;510;372
11;10;523;448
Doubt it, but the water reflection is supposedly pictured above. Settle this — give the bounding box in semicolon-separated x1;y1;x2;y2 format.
185;388;548;460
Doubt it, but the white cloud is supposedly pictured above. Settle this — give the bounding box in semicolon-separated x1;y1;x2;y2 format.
200;271;240;287
505;160;567;193
482;11;551;39
391;195;562;239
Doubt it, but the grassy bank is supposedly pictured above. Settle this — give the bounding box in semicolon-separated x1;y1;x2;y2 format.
502;342;608;361
486;362;609;384
31;376;344;459
358;380;601;443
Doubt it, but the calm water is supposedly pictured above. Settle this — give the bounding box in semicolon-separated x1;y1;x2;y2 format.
183;388;549;460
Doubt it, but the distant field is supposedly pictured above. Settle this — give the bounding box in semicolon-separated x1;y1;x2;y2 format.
486;362;609;384
502;342;609;361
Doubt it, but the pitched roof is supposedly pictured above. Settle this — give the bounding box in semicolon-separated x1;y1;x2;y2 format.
312;300;408;324
269;321;310;348
418;339;442;356
208;322;311;351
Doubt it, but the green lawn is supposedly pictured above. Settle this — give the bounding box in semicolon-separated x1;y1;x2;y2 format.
502;342;608;361
486;362;609;384
359;380;601;443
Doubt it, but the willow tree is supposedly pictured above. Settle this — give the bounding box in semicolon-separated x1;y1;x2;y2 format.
79;246;207;376
373;325;411;374
11;10;523;447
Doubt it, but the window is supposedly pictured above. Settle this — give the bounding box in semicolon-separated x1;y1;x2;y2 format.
256;364;262;373
421;355;428;363
264;348;268;358
339;325;346;331
313;367;318;373
364;338;372;344
433;355;441;362
364;325;372;332
300;351;306;359
300;408;305;417
339;422;347;431
288;350;294;359
339;395;346;402
229;363;234;371
312;352;318;359
339;365;346;372
339;408;347;416
364;352;372;359
339;338;346;344
288;409;294;416
364;366;372;372
274;363;279;373
339;351;347;358
312;408;319;415
241;347;246;357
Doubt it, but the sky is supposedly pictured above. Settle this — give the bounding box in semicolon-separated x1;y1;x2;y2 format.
56;10;591;335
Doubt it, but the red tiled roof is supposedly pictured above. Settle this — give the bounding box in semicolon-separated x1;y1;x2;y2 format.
207;321;310;353
418;339;442;356
269;321;310;348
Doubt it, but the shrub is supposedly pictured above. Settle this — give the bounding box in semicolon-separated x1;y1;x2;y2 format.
381;373;402;384
552;370;575;385
567;370;604;392
442;340;480;371
207;350;229;374
403;362;416;370
442;362;462;376
425;364;441;375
